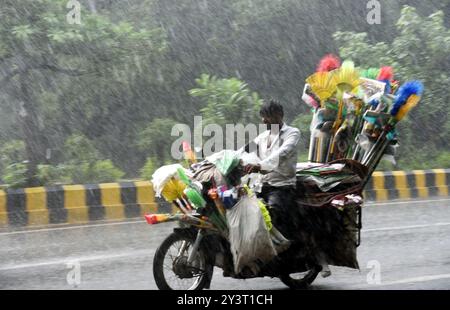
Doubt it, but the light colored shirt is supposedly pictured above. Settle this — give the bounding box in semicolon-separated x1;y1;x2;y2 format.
245;123;300;187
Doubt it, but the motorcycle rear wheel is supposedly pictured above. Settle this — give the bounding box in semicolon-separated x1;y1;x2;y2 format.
153;232;213;290
280;266;321;290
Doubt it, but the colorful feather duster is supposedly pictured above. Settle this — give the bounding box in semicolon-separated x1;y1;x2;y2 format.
332;60;360;94
305;72;337;102
360;68;380;80
317;54;341;73
391;81;424;117
395;95;421;122
377;66;394;94
377;66;394;81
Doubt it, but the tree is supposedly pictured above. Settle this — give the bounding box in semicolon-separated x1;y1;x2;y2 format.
140;157;157;180
0;140;26;173
62;133;125;184
63;134;101;164
189;74;263;127
291;113;313;154
136;118;179;166
0;0;165;186
1;1;448;186
0;140;27;186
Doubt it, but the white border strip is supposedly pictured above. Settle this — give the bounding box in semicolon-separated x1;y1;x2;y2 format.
0;249;154;271
0;219;146;236
362;222;450;232
361;274;450;288
365;198;450;207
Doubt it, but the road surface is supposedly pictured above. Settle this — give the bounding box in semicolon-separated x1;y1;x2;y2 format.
0;198;449;290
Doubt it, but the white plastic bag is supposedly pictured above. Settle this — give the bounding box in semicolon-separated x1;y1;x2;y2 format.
226;193;277;275
151;164;185;197
239;151;260;166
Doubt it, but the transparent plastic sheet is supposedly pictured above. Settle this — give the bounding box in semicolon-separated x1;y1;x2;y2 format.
300;174;361;192
355;134;373;152
226;193;277;275
205;150;240;176
239;152;263;192
192;162;228;188
359;78;386;103
239;151;260;166
295;159;368;206
382;140;400;165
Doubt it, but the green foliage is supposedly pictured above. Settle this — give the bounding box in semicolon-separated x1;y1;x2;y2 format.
1;1;449;188
291;113;313;153
2;163;28;189
1;0;165;61
0;133;126;187
0;0;166;185
136;118;179;166
0;140;26;172
333;32;391;68
375;149;450;171
89;160;125;183
35;164;72;185
140;157;157;180
297;152;309;163
63;134;101;164
66;160;125;185
12;24;35;40
190;74;263;126
434;152;450;169
61;134;125;184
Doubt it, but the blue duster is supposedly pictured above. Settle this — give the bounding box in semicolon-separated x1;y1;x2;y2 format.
391;81;424;116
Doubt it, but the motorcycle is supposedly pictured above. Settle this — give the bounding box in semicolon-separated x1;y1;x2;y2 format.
145;60;423;290
146;157;367;290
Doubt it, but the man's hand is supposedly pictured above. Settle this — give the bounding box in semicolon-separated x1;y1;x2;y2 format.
244;164;261;174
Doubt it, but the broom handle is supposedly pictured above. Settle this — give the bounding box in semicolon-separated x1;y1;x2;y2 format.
348;115;362;158
328;98;345;162
362;130;386;165
352;145;361;161
325;135;334;163
308;133;317;162
365;137;391;181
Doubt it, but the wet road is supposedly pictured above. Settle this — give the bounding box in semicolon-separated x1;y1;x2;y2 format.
0;198;449;290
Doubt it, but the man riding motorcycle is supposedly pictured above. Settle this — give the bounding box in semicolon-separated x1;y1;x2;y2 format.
242;99;331;277
242;100;300;239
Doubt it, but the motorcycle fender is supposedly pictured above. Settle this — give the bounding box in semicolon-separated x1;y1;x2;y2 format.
172;227;198;240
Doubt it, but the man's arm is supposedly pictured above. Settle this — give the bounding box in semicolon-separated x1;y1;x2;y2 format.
259;129;300;172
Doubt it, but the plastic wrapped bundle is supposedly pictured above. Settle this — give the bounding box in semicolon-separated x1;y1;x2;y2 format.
151;164;186;198
226;192;277;275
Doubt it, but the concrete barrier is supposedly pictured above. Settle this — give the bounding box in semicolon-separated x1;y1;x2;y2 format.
364;169;449;202
0;181;174;228
0;170;448;228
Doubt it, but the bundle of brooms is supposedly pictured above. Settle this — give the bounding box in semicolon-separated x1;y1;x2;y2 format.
302;55;424;180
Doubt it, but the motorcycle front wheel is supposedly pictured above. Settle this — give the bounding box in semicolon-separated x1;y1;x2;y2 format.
153;232;213;290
